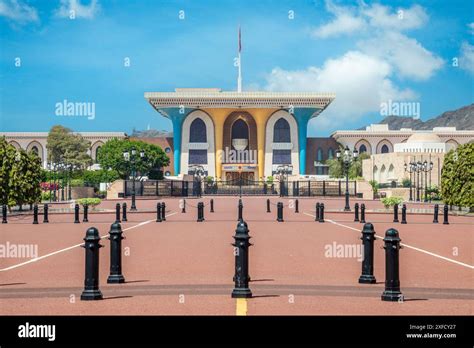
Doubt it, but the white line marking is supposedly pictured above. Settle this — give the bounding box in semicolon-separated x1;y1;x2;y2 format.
0;212;177;272
303;212;474;270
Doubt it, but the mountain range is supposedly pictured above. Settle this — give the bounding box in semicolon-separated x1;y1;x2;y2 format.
360;103;474;130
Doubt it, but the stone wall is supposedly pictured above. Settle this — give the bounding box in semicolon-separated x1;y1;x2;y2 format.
71;187;95;199
107;180;125;200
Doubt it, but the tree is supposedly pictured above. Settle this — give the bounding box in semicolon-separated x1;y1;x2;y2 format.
328;149;369;179
8;149;42;209
46;125;92;169
441;143;474;209
97;138;169;179
0;137;17;205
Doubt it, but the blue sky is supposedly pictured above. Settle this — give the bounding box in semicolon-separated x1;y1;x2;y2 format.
0;0;473;136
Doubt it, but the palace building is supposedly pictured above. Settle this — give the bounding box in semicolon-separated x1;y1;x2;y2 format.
144;88;335;180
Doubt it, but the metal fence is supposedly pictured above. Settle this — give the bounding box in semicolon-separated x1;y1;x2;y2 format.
124;180;189;197
124;179;357;197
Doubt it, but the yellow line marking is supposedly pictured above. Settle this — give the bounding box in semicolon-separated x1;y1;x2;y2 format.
304;212;474;270
236;298;248;316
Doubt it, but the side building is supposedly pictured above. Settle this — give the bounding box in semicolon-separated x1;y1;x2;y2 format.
0;132;127;168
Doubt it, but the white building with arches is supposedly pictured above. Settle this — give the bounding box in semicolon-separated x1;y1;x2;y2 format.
0;132;127;168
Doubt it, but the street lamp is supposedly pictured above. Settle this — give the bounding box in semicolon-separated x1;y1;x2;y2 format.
404;161;416;201
336;146;358;211
189;164;205;197
276;164;293;197
123;147;145;211
420;160;433;202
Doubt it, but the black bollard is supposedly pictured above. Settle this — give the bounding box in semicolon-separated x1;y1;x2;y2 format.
393;204;399;223
161;202;166;221
266;199;270;213
83;204;89;223
358;223;377;284
156;202;162;222
354;203;359;222
238;199;243;221
319;203;325;223
122;202;127;222
443;204;449;225
381;228;403;302
360;203;366;223
401;204;407;224
315;202;320;222
210;199;214;213
74;204;80;224
197;202;205;222
295;199;299;213
115;203;121;223
231;220;252;298
277;202;284;222
182;199;186;213
80;227;103;300
43;203;49;223
32;204;39;224
107;222;125;284
2;204;7;224
433;204;439;223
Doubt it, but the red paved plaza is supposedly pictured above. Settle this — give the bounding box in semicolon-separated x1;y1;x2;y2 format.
1;197;472;315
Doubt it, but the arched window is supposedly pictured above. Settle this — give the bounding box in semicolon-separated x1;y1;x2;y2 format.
31;146;39;155
232;119;249;140
189;118;207;143
381;144;389;153
95;146;101;162
317;148;323;161
359;144;367;153
273;118;290;143
327;148;334;159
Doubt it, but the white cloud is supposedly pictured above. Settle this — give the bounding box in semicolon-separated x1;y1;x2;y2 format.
359;31;444;80
312;1;365;38
264;51;416;130
0;0;38;23
55;0;99;19
459;42;474;74
362;4;428;31
312;2;429;38
468;22;474;35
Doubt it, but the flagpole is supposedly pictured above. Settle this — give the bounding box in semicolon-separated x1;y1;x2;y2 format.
237;25;242;93
238;51;242;93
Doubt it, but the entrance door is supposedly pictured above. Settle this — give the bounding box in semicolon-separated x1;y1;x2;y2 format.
225;172;254;182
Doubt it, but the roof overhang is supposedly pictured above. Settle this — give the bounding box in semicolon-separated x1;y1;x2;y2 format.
145;89;335;119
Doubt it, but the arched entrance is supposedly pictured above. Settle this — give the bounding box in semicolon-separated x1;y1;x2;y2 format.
222;112;258;182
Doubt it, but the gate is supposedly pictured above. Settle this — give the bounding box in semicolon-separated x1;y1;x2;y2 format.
124;180;189;197
204;178;278;196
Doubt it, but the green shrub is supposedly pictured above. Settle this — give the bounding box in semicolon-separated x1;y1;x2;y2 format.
70;178;84;187
381;196;403;209
41;191;52;202
76;198;101;207
205;176;214;184
369;180;379;195
402;178;411;188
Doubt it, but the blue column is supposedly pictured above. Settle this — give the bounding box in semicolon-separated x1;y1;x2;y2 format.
293;108;318;175
170;116;183;175
161;108;195;176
